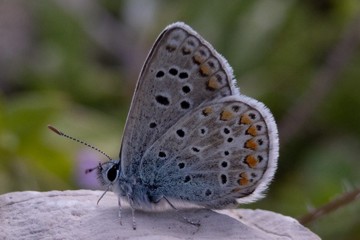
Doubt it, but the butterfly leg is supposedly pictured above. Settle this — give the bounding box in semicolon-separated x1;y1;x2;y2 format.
163;196;200;227
117;197;122;225
127;194;137;230
131;207;136;230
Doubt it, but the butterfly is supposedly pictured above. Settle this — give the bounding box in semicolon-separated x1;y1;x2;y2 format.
50;22;279;230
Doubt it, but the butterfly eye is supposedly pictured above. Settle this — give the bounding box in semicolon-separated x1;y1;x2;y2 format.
106;165;119;182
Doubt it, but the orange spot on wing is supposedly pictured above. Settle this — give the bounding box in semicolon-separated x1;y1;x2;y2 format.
245;139;257;150
202;107;213;116
200;63;212;76
246;125;257;136
240;114;252;125
220;110;234;121
238;172;249;186
193;53;205;64
245;155;258;168
207;76;220;90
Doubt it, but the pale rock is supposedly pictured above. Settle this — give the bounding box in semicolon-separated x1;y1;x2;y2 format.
0;190;320;240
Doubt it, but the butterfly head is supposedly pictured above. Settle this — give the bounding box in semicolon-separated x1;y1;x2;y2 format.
97;161;121;187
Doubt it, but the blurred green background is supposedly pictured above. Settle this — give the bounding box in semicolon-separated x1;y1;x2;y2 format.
1;0;360;239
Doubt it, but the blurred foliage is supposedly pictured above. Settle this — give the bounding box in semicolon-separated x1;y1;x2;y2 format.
0;0;360;239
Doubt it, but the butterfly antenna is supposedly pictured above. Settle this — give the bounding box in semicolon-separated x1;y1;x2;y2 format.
47;125;112;162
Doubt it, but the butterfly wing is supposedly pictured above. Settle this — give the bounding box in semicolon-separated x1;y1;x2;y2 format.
140;95;278;208
120;22;238;176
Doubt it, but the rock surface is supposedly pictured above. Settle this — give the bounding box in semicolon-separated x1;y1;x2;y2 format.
0;190;320;240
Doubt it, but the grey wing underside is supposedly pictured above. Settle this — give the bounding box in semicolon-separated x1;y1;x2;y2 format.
139;95;278;208
119;22;238;177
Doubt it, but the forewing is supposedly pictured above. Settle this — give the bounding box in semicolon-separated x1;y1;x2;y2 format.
120;23;237;176
140;95;279;208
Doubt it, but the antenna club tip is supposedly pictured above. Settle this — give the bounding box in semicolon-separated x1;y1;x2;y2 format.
47;125;62;135
47;125;112;161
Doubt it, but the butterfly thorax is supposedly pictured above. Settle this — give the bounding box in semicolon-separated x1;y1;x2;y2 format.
98;160;165;210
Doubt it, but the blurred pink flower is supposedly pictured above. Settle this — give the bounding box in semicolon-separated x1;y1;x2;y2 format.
75;150;103;189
